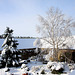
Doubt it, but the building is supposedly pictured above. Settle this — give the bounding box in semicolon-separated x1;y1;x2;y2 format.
58;49;75;63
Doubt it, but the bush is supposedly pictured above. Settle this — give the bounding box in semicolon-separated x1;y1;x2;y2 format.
37;54;44;62
47;62;57;69
47;62;64;74
31;66;40;72
27;59;30;62
51;68;64;74
21;64;27;69
41;70;45;74
4;67;10;72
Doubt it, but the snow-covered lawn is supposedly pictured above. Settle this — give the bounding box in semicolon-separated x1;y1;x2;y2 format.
0;67;21;75
0;60;72;75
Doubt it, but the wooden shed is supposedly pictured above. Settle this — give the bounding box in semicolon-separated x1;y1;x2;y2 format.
58;49;75;63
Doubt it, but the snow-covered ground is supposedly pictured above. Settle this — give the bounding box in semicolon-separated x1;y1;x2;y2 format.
0;59;73;75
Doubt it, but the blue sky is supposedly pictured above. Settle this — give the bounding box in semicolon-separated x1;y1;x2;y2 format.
0;0;75;37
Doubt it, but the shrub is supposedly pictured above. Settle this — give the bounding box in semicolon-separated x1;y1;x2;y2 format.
47;62;57;69
27;59;30;62
51;68;64;74
4;67;10;72
31;66;40;72
41;70;45;74
21;64;27;69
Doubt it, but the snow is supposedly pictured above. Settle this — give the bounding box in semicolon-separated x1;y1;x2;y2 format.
13;61;15;66
56;63;64;70
47;61;65;71
1;48;7;55
51;65;56;70
18;55;21;57
69;70;75;75
45;50;53;61
0;69;10;75
21;64;27;69
47;61;57;68
34;48;39;53
3;67;10;72
0;60;71;75
1;35;8;47
33;38;41;47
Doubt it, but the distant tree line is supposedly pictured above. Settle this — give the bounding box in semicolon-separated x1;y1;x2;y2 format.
0;35;37;39
14;36;36;39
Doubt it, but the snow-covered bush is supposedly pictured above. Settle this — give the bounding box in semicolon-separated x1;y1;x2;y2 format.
56;64;63;70
68;64;75;70
51;63;64;74
45;50;53;61
21;67;29;72
51;68;64;74
27;59;30;62
37;48;53;62
21;64;27;69
39;67;46;74
37;54;44;62
36;49;46;62
21;64;30;72
47;62;57;68
4;67;10;72
25;67;30;71
31;66;40;72
47;62;64;74
40;69;45;74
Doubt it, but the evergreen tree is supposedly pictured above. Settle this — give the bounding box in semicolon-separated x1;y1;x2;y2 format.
1;27;21;67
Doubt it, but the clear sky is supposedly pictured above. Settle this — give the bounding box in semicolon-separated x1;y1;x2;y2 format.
0;0;75;37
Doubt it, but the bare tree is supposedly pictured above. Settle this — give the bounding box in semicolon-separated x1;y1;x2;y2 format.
36;7;75;61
